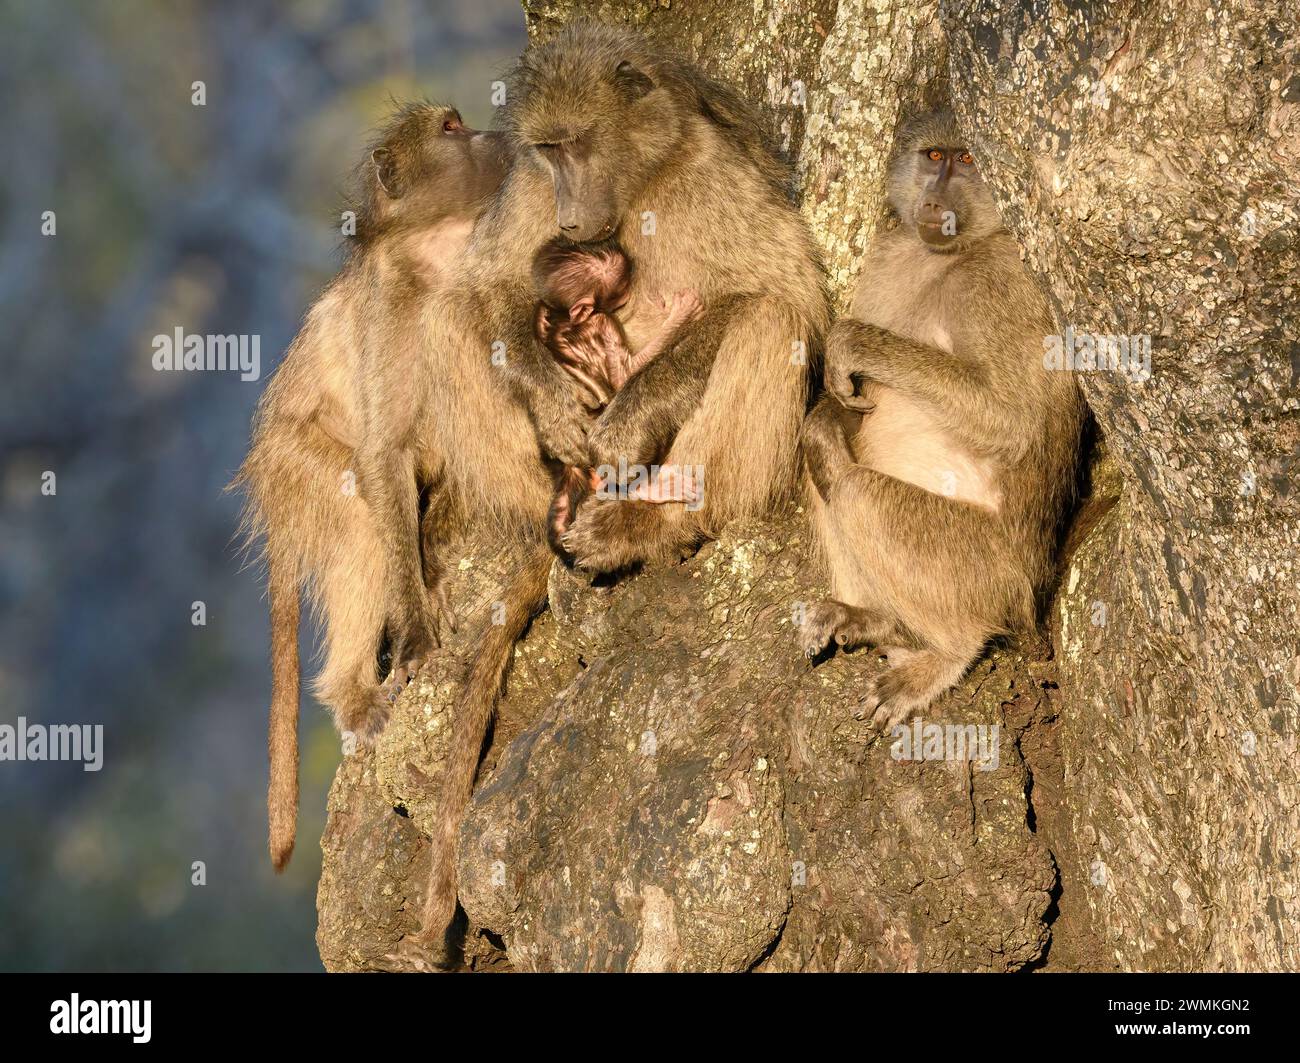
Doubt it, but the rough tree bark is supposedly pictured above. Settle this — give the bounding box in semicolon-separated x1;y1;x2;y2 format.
946;0;1300;970
315;0;1298;971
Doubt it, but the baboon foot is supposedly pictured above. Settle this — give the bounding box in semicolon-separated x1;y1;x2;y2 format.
379;932;455;973
859;648;969;729
798;599;851;658
563;498;662;574
383;618;438;700
338;684;393;748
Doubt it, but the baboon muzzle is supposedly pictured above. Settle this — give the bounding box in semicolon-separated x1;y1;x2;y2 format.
551;160;617;243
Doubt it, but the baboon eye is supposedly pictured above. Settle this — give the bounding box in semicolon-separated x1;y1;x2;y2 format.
927;149;944;162
958;151;974;165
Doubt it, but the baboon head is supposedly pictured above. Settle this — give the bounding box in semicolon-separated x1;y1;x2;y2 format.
888;110;1002;252
360;102;509;236
506;23;688;243
532;238;633;322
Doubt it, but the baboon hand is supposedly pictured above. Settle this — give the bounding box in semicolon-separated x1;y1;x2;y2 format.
824;318;880;413
658;288;704;330
798;600;850;659
626;463;701;504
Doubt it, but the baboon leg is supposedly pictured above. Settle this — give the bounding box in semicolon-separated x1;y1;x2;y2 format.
311;528;392;744
419;486;459;640
801;395;864;503
821;466;1026;643
357;444;438;677
812;465;1028;721
798;598;910;659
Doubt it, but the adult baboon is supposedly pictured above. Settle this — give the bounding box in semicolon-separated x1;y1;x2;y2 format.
400;22;828;962
800;110;1084;725
235;103;508;871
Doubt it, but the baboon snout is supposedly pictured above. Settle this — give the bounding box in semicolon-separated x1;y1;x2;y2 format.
918;199;946;223
557;205;617;243
917;198;957;245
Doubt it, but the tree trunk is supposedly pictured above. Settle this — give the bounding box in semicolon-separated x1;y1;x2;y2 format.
315;0;1299;971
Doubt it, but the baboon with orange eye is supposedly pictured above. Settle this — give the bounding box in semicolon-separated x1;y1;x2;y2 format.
234;103;509;871
798;110;1084;726
531;236;704;549
397;22;829;965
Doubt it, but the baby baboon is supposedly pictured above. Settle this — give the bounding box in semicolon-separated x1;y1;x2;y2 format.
234;103;509;871
403;22;828;960
532;237;703;546
799;109;1084;726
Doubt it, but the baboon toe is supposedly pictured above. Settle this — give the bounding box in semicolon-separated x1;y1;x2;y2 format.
384;643;436;699
863;671;927;729
799;623;834;660
862;687;899;728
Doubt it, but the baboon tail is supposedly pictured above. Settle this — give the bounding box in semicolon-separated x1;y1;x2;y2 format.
423;542;553;941
267;549;301;873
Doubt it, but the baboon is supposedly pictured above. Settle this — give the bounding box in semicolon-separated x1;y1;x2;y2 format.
399;22;828;962
799;110;1083;726
234;103;509;871
532;236;703;546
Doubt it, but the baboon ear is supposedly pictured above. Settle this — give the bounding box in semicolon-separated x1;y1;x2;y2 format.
614;60;655;100
371;147;402;198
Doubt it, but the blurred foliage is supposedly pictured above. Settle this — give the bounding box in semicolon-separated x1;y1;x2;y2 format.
0;0;526;971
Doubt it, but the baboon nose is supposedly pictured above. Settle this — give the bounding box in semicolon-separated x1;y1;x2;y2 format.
560;222;579;232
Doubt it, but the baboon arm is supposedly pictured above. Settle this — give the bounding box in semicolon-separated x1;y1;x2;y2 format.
802;394;862;503
355;443;434;660
587;297;735;474
627;304;697;372
825;318;1022;454
498;318;594;468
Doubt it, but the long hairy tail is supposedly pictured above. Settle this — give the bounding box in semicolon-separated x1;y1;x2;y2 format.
419;541;553;944
267;547;301;872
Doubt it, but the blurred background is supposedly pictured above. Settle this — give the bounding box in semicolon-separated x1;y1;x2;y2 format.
0;0;527;971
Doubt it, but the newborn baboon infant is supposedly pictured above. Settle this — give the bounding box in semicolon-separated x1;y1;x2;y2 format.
531;237;703;549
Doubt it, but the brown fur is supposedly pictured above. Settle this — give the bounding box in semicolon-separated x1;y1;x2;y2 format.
532;237;703;549
799;110;1084;725
233;103;508;871
397;22;829;962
